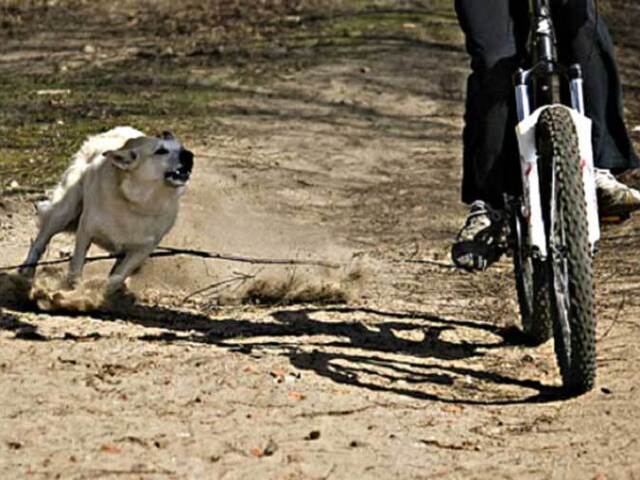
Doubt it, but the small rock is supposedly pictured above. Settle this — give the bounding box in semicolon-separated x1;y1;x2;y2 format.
601;387;613;395
270;369;286;383
153;438;169;449
285;372;301;384
304;430;321;441
83;44;96;54
263;439;278;456
521;354;534;363
250;439;278;458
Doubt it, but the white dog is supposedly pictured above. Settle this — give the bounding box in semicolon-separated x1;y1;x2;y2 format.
20;126;194;293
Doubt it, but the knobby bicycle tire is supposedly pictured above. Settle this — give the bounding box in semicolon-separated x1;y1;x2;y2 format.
536;106;596;394
511;211;553;345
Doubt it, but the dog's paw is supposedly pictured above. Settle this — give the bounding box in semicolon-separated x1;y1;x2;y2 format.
106;275;126;296
102;287;136;311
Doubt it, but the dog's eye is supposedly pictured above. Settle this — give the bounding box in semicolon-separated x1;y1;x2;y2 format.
155;147;169;155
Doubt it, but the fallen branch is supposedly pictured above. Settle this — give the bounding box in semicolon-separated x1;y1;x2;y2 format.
0;245;341;273
419;438;480;451
1;252;117;272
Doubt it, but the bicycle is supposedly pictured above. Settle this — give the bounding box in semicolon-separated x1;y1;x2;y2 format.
507;0;600;395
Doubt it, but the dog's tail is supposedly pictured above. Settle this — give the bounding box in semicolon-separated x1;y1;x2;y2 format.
38;126;144;229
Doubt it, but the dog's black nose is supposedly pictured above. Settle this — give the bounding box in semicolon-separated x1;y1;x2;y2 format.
179;149;194;172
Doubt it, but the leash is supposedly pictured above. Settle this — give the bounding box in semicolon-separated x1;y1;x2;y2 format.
0;245;341;273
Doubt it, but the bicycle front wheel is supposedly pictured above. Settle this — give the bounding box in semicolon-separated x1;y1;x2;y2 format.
536;106;596;395
511;207;553;345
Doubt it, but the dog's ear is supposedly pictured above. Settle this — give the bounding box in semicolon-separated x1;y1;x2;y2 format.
104;149;139;170
159;131;175;140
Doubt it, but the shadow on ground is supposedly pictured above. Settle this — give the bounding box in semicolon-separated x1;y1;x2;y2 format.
0;273;564;405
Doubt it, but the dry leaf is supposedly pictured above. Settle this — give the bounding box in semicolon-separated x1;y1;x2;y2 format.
100;443;121;454
288;390;305;401
250;447;264;458
441;404;464;415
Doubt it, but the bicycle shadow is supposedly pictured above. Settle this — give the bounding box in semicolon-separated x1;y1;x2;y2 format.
0;271;563;404
214;307;565;405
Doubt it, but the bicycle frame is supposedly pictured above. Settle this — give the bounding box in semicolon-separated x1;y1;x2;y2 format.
513;0;600;259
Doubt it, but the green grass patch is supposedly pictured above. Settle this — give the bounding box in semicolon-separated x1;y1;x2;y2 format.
0;0;462;191
0;66;226;190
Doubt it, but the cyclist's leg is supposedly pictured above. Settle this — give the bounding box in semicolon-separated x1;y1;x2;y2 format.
455;0;528;208
453;0;527;269
553;0;639;173
553;0;640;216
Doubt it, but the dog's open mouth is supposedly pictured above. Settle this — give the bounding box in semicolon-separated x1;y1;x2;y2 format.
165;167;191;187
165;149;194;187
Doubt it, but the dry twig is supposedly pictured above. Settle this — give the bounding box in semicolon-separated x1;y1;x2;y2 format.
181;272;256;304
598;294;627;342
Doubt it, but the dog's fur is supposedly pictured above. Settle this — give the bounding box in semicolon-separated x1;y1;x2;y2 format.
20;126;194;292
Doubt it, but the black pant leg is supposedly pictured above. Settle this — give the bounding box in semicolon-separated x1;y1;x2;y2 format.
554;0;639;172
455;0;528;206
456;0;638;207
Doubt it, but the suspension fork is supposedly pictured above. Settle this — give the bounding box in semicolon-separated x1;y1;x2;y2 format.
514;0;597;258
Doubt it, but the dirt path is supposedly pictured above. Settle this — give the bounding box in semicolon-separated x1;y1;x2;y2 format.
2;2;640;479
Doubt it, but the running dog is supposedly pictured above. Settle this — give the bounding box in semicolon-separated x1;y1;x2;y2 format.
20;126;194;293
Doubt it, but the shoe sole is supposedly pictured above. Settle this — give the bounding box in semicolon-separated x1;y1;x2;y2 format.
599;203;640;221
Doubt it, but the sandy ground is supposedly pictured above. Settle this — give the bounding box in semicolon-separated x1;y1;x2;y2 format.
2;2;640;479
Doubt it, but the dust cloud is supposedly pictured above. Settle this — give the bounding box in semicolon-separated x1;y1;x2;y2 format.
9;174;369;312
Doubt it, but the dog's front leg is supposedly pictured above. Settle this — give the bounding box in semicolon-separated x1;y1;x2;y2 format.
106;246;154;295
67;231;92;288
